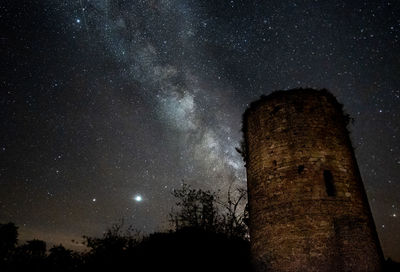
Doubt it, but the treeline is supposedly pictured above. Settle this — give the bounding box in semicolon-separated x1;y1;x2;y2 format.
1;184;251;272
1;184;399;272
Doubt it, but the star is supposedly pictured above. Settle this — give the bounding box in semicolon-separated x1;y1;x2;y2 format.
133;195;143;202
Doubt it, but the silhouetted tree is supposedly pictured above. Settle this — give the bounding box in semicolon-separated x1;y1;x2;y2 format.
84;221;139;254
82;221;140;271
170;182;249;239
170;183;220;232
12;239;47;271
0;222;18;269
21;239;46;257
47;244;81;272
219;186;249;238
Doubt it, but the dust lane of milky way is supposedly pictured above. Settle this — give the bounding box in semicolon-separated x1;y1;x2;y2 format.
1;0;399;260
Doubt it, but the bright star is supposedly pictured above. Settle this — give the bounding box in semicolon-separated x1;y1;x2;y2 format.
134;195;142;202
76;19;81;23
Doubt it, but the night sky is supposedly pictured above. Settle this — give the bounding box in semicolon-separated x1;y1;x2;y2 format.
1;0;399;260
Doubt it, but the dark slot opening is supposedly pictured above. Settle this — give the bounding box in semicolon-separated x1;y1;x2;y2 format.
271;106;281;114
298;165;304;174
324;170;336;196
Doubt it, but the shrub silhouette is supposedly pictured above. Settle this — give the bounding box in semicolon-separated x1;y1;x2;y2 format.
47;245;80;272
81;222;140;271
132;227;251;272
12;239;47;271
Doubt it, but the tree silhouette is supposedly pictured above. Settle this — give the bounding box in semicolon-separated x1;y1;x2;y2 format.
82;221;140;271
12;239;47;271
21;240;46;257
169;182;248;239
47;245;80;272
169;183;220;232
219;186;249;239
0;222;18;269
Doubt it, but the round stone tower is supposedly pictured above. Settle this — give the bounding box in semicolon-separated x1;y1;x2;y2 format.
242;89;383;272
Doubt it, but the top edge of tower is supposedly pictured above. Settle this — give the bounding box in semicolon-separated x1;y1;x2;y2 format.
241;88;351;138
239;88;351;164
243;88;344;121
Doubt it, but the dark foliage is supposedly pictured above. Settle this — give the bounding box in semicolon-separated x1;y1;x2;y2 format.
9;239;47;272
0;223;18;263
170;183;220;232
385;258;400;272
169;183;249;239
0;186;251;272
47;245;81;272
133;227;251;272
79;226;251;272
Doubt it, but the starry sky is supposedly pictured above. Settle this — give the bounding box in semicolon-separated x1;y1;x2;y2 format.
1;0;399;260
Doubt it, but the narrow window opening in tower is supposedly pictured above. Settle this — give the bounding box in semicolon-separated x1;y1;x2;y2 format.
298;165;304;174
271;106;281;114
324;170;336;196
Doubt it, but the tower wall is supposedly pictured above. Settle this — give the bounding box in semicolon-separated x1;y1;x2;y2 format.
243;89;383;272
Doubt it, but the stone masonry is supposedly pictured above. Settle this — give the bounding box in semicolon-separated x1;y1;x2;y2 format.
242;89;384;272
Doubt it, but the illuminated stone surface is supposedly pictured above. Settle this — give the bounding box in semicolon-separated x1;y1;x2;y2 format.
243;89;384;272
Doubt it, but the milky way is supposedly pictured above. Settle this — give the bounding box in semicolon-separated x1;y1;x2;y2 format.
1;0;399;260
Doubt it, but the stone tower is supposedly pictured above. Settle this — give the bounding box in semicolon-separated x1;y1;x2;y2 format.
242;89;384;272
